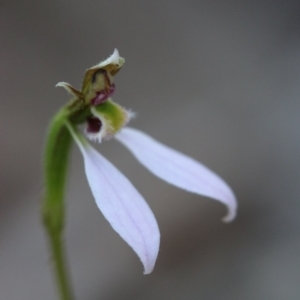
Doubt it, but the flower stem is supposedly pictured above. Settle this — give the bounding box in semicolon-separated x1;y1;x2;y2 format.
42;107;74;300
49;231;73;300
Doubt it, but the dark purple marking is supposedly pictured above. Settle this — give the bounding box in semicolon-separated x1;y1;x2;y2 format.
87;117;102;133
91;83;115;106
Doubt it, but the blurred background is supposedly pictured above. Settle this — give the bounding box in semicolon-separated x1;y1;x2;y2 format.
1;0;300;299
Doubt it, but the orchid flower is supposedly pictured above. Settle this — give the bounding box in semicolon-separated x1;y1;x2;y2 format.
43;50;237;290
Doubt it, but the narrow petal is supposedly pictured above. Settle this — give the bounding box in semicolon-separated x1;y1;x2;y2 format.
67;124;160;274
56;82;84;99
115;127;237;222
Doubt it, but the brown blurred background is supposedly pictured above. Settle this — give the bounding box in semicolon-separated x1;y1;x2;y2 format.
1;0;300;299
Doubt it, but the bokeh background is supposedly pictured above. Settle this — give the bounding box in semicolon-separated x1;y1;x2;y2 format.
1;1;300;299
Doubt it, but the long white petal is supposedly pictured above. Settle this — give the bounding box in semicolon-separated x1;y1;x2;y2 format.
115;127;237;222
69;126;160;274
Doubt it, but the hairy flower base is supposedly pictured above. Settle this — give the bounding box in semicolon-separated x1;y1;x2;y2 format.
85;100;132;142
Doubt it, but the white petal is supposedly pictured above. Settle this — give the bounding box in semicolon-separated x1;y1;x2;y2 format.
69;126;160;274
115;127;237;222
91;48;121;70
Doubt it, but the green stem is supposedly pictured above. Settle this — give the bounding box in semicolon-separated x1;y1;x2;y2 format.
49;232;73;300
42;107;74;300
